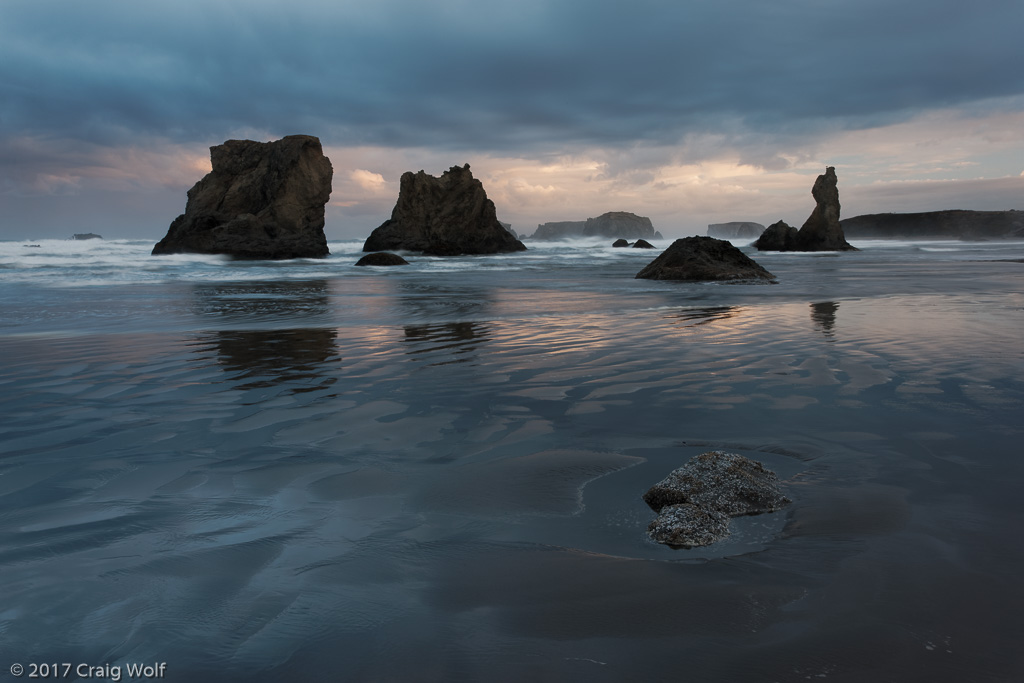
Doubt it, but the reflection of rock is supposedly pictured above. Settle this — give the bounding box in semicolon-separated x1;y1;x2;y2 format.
191;280;329;319
755;167;856;252
355;252;409;266
841;210;1024;240
707;222;764;239
632;238;655;249
810;301;839;338
153;135;333;259
635;236;775;282
644;451;791;548
612;239;630;248
73;233;103;240
363;164;526;256
403;322;490;364
665;306;739;327
207;328;339;393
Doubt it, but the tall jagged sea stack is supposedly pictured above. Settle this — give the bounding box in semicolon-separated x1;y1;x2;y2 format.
152;135;333;259
754;167;856;252
363;164;525;256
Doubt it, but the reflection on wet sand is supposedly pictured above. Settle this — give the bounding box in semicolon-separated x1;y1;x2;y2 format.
664;306;741;327
191;280;330;320
403;321;491;365
201;328;340;392
811;301;839;339
397;281;493;321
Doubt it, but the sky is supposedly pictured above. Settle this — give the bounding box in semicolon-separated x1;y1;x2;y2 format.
2;0;1023;241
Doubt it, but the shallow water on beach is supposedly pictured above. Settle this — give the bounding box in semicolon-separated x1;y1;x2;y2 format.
1;237;1023;681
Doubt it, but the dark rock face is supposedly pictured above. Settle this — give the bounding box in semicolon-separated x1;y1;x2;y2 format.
363;164;526;256
632;238;655;249
73;233;103;240
643;451;791;548
841;210;1024;240
635;236;775;282
754;220;799;250
152;135;333;259
707;222;765;239
754;167;856;252
584;211;656;239
612;239;630;247
354;252;409;266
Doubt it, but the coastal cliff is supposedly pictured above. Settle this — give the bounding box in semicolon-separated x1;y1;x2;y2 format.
841;210;1024;239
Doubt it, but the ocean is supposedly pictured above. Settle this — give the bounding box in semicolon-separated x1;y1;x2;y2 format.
1;236;1023;682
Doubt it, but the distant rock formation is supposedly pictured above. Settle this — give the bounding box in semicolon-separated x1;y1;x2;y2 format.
635;236;775;282
583;212;656;239
841;210;1024;240
707;222;765;239
152;135;332;259
612;239;630;247
363;164;526;256
499;222;518;239
528;212;659;240
643;451;791;548
529;221;587;240
632;238;655;249
354;252;409;266
72;233;102;240
754;167;856;252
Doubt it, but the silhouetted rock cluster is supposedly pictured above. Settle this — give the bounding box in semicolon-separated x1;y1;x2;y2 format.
362;164;526;256
635;236;775;282
152;135;333;259
643;451;791;547
754;167;856;252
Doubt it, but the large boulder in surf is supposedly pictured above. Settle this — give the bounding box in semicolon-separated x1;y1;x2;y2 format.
152;135;333;259
363;164;526;256
635;236;775;282
632;238;655;249
584;211;656;239
643;451;791;548
755;167;856;252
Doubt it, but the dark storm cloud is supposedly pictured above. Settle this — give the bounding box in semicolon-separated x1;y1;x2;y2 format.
1;0;1023;156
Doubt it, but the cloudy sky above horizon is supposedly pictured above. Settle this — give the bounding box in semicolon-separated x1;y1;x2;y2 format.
2;0;1023;240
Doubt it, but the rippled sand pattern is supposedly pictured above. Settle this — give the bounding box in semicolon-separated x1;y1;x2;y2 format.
2;242;1024;681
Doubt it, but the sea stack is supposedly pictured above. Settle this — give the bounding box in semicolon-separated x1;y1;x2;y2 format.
362;164;526;256
636;236;775;282
754;167;856;252
152;135;333;259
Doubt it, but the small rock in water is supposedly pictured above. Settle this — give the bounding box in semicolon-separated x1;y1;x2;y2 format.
612;239;631;247
643;451;791;548
632;238;655;249
354;252;409;266
647;503;730;547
